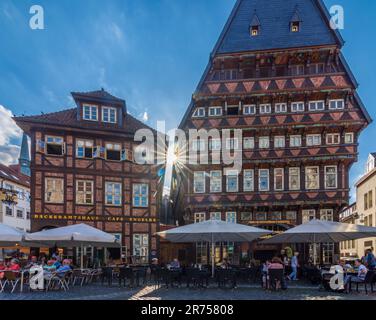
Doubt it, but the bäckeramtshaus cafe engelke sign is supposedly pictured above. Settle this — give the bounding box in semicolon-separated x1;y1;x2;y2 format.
33;214;158;223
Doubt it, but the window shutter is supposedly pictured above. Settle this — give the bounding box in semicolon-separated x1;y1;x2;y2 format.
100;147;106;159
93;147;100;158
121;149;134;162
121;149;127;161
62;142;66;155
36;140;46;154
93;146;105;159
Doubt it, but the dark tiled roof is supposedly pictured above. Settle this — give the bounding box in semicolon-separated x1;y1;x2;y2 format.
14;108;156;136
212;0;343;55
0;163;30;188
371;153;376;159
71;89;125;104
179;0;371;129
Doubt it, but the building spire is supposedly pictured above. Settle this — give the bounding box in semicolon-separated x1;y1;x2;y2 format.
19;132;30;176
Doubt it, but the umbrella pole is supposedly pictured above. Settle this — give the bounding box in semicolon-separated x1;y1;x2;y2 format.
80;244;84;270
211;234;215;278
313;234;317;266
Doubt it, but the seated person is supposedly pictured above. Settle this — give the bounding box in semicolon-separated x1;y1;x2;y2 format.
39;256;47;266
52;257;62;269
43;260;57;273
56;259;72;277
0;259;6;280
219;258;230;269
339;260;352;272
170;258;181;269
344;259;368;293
6;259;21;276
25;256;39;270
43;260;57;280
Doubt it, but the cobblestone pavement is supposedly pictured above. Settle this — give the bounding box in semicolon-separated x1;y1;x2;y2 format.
1;283;376;300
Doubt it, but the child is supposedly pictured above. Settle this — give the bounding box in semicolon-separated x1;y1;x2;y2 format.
262;260;271;289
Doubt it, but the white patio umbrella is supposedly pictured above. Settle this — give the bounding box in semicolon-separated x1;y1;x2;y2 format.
0;223;25;247
157;220;272;277
25;224;120;268
262;219;376;265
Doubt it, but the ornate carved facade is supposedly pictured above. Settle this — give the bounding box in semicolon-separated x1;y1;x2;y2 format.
174;0;371;264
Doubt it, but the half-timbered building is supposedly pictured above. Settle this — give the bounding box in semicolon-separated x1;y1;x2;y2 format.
14;89;163;264
173;0;372;265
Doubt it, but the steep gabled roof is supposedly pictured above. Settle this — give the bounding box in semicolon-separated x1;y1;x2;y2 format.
0;163;30;188
14;108;157;136
179;0;369;129
71;89;125;105
212;0;344;56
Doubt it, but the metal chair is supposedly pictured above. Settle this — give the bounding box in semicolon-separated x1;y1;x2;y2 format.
150;266;163;288
101;267;114;287
216;269;236;289
87;269;102;284
352;271;375;294
72;269;89;287
118;267;131;287
45;271;72;292
3;271;21;293
0;274;6;293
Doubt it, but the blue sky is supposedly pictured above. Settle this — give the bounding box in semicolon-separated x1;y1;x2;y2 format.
0;0;375;201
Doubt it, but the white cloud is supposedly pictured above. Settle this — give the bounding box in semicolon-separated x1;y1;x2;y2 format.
0;144;20;166
142;111;149;122
0;105;23;164
0;105;22;145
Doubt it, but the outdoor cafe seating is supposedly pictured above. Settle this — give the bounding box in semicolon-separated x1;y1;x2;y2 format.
0;271;21;293
347;270;375;294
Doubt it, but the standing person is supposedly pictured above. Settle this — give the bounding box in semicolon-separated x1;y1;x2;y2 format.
365;249;376;271
261;260;271;289
288;252;300;281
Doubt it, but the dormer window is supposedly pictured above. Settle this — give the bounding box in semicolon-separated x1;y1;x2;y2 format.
251;26;259;36
291;21;300;32
290;6;302;33
102;106;117;124
83;104;98;121
250;11;261;37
